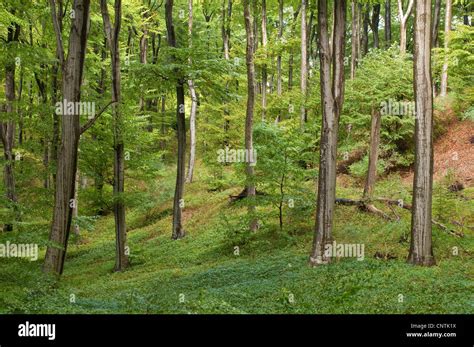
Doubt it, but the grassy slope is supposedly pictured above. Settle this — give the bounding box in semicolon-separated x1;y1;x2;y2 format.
0;167;473;314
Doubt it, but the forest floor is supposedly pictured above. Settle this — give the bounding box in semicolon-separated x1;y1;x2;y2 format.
1;176;473;313
0;122;473;314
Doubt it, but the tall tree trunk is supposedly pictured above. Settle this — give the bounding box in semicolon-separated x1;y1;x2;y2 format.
160;95;166;151
363;108;381;199
361;4;369;55
44;0;91;275
243;0;258;232
50;0;63;180
101;0;129;271
351;0;359;79
371;4;381;48
186;0;198;183
300;0;308;126
385;0;392;47
222;0;232;143
1;20;20;232
310;0;346;266
261;0;268;121
398;0;414;55
288;6;301;91
431;0;441;47
409;0;435;266
440;0;452;97
166;0;186;239
221;0;232;60
277;0;283;97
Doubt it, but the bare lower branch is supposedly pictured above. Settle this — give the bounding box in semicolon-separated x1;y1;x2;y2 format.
80;100;116;134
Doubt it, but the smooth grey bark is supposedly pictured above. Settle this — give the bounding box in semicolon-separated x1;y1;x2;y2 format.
440;0;452;97
261;0;268;121
300;0;308;126
277;0;283;98
385;0;392;47
100;0;129;271
222;0;232;142
186;0;198;183
408;0;435;266
244;0;258;232
310;0;346;266
44;0;91;275
221;0;232;60
351;0;359;79
166;0;186;239
397;0;414;54
288;5;301;90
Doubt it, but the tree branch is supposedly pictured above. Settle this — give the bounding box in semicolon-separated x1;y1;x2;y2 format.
80;100;116;134
49;0;65;66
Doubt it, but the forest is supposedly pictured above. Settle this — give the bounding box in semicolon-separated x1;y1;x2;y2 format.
0;0;473;315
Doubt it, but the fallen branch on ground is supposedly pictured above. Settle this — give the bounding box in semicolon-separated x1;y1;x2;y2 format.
335;197;464;237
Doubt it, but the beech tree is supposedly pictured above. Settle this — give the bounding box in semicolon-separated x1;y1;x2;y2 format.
440;0;453;96
431;0;442;47
243;0;258;232
300;0;308;126
44;0;91;274
186;0;198;183
261;0;268;121
166;0;187;239
310;0;347;266
100;0;129;271
385;0;392;47
351;0;359;79
397;0;414;54
408;0;435;266
1;17;20;232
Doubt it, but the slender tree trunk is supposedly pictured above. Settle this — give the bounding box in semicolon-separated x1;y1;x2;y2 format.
101;0;129;271
351;0;359;79
261;0;268;121
244;0;258;232
398;0;414;55
160;95;166;151
361;4;369;55
277;0;283;97
186;0;198;183
431;0;441;47
221;0;232;60
288;6;301;91
44;0;91;275
363;108;381;199
409;0;435;266
73;171;80;235
1;20;20;232
440;0;452;97
371;4;381;48
300;0;308;126
50;0;63;179
222;0;232;143
166;0;186;239
139;8;148;114
310;0;346;266
385;0;392;47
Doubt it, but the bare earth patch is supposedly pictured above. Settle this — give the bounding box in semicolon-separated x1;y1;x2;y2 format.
403;119;474;187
